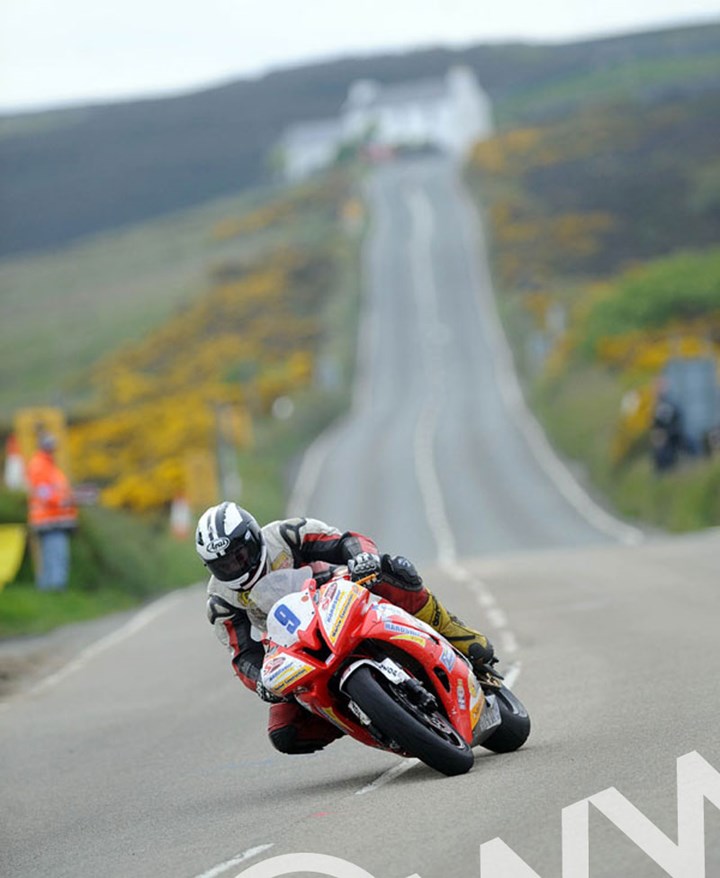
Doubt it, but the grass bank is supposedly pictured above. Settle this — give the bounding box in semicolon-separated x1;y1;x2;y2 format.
531;362;720;532
0;490;198;638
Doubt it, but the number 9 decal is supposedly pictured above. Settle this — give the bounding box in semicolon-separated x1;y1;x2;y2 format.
274;603;301;634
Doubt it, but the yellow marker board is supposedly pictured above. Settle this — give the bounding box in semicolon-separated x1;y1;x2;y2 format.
0;524;27;590
184;450;219;513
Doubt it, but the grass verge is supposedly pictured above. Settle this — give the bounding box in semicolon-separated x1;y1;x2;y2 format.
0;494;198;638
500;293;720;532
530;359;720;532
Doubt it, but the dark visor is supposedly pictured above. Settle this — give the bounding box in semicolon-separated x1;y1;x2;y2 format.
208;538;263;582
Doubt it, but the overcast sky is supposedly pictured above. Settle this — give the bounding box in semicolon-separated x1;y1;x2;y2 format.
1;0;718;113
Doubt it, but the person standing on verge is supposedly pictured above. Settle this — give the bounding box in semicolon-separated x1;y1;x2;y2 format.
26;433;78;591
650;388;683;473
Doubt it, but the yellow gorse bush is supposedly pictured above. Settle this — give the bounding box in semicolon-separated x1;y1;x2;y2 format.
470;117;638;177
70;247;334;511
491;201;614;288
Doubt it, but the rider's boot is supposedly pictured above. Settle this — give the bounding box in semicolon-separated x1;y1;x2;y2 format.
413;590;496;674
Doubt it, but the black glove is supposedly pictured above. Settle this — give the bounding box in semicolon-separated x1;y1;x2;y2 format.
348;552;382;583
256;680;287;703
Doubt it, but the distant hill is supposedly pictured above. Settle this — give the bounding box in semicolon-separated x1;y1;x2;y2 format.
0;21;718;257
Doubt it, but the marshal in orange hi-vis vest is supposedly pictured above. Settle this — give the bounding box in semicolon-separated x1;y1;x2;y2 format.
26;450;78;531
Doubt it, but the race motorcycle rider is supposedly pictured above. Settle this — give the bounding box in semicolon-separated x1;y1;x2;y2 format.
197;501;497;755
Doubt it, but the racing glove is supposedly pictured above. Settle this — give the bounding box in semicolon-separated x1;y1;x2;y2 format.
349;552;424;588
380;554;423;589
256;680;287;703
348;552;382;583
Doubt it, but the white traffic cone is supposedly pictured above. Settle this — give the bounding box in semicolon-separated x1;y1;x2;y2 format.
4;435;26;491
170;495;192;540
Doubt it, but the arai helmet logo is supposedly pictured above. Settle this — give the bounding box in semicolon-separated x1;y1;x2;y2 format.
208;537;230;554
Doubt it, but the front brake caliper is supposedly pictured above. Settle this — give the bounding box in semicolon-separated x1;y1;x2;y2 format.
402;677;437;711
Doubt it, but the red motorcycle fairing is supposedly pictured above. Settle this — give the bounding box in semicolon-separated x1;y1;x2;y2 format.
259;572;484;752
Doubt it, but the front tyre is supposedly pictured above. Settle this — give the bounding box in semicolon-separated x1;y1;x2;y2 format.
481;685;531;753
344;665;474;776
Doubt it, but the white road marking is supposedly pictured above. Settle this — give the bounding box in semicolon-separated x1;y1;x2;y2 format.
406;187;522;652
1;590;185;709
355;758;421;795
503;662;522;690
409;188;457;568
487;608;508;629
192;844;275;878
231;852;421;878
500;630;519;656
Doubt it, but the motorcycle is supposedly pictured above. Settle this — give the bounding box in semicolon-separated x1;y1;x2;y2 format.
250;566;530;777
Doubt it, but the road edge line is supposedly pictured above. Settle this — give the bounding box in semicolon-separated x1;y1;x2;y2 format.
457;182;644;546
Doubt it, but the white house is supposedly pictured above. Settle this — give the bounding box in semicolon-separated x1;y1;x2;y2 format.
280;66;493;181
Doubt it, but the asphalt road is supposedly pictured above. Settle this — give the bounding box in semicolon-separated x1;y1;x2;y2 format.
2;158;719;878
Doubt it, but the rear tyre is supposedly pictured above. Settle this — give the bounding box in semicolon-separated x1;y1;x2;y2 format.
344;665;474;776
481;685;531;753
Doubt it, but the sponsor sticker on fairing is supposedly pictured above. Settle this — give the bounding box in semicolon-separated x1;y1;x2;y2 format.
456;679;467;711
320;583;361;644
440;645;457;671
319;581;338;610
328;590;358;641
390;633;427;647
262;655;285;675
262;655;313;691
383;621;427;638
273;665;313;691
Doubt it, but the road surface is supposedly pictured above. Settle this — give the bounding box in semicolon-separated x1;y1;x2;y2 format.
2;158;718;878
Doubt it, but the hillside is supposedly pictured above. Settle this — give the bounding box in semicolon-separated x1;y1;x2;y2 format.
467;91;720;287
0;21;718;256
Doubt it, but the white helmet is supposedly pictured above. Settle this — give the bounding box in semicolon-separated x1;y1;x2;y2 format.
196;502;267;591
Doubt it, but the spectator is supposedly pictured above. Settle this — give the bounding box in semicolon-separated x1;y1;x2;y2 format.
26;433;78;590
650;390;683;473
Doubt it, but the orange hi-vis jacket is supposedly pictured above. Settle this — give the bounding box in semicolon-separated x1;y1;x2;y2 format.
26;451;78;531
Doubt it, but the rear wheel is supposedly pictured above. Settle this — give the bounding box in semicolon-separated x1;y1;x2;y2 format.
481;685;531;753
344;665;474;776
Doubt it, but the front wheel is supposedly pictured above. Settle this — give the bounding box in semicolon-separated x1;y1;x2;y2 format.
343;665;474;776
481;685;531;753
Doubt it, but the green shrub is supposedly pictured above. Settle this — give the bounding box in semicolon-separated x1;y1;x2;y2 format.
0;488;199;637
584;248;720;350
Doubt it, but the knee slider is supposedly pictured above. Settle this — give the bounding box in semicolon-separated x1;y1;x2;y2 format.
269;726;328;755
269;726;298;753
